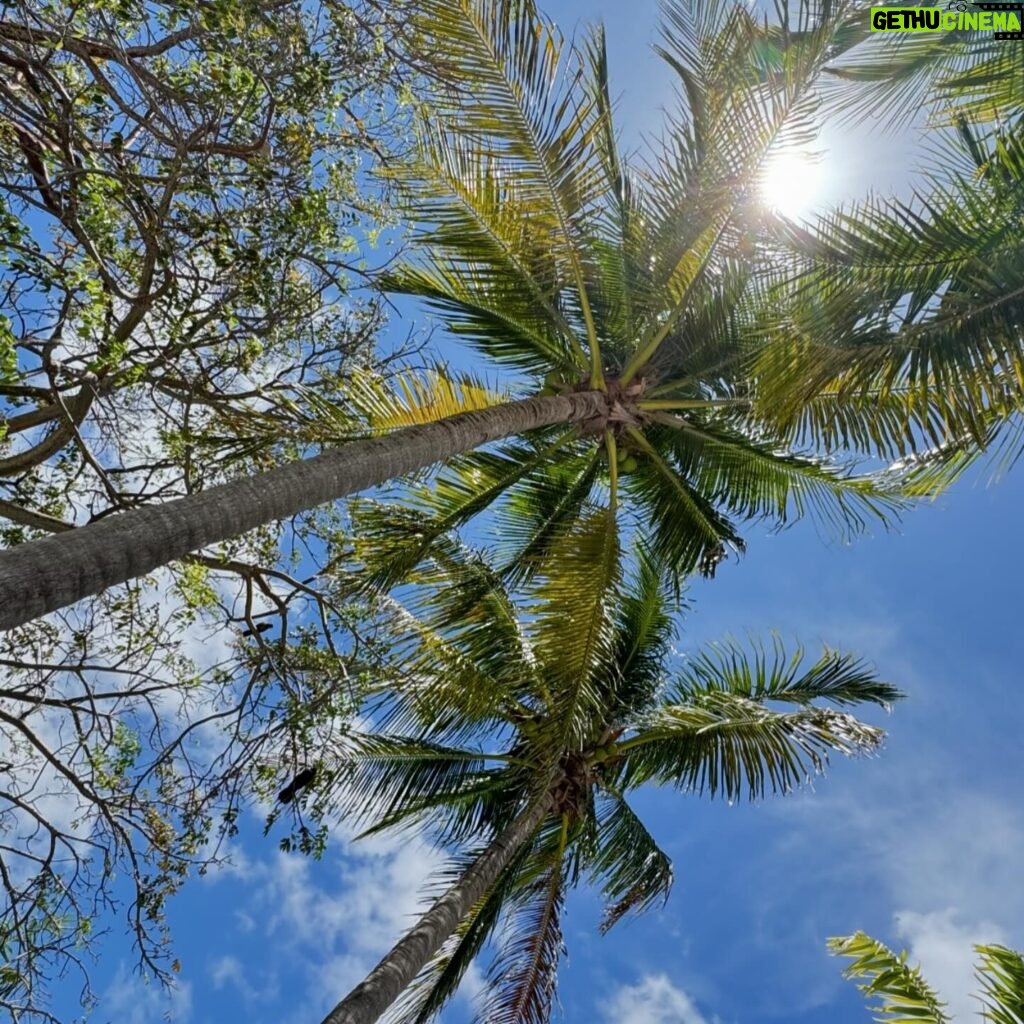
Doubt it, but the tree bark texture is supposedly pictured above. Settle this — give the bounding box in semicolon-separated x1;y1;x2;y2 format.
0;392;607;631
320;796;554;1024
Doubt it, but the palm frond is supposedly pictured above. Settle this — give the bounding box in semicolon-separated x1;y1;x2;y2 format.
478;864;566;1024
622;425;745;577
753;122;1024;464
772;382;994;465
588;791;674;933
345;366;509;432
646;416;904;539
620;696;885;800
600;548;681;717
829;932;951;1024
976;944;1024;1024
637;261;754;385
528;506;620;748
491;444;603;584
823;14;1024;129
674;636;902;709
354;538;540;741
380;260;575;375
343;431;579;593
582;25;647;353
622;0;849;376
400;0;616;378
334;733;495;842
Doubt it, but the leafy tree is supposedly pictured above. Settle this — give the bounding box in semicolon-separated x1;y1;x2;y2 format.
301;536;900;1024
0;569;385;1022
831;930;1024;1023
0;0;414;1015
0;0;407;498
0;0;918;630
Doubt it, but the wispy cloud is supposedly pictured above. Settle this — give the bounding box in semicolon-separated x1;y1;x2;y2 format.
207;953;280;1006
759;755;1024;1017
102;964;192;1024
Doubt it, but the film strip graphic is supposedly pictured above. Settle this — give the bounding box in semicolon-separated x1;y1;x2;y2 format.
972;1;1024;38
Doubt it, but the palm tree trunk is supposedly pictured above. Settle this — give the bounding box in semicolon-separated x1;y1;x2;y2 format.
0;391;607;631
321;795;554;1024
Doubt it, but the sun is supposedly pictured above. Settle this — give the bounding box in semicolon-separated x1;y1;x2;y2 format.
759;150;822;220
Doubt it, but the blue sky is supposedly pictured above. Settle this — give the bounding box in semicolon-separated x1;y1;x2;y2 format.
54;3;1024;1023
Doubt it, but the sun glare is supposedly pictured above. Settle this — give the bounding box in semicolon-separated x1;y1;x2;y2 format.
759;151;822;220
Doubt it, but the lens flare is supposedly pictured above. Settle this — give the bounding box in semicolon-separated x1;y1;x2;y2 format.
760;151;822;220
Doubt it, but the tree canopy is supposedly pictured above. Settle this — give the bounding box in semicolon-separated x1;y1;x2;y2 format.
0;0;1019;1019
0;0;414;1015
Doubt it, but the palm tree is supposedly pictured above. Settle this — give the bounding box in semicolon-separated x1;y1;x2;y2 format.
0;0;912;631
831;930;1024;1022
305;535;900;1024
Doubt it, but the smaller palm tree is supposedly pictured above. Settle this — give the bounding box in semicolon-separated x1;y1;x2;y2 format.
309;532;900;1024
831;931;1024;1023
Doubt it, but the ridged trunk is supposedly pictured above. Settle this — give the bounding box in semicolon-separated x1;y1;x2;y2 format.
0;392;608;631
320;796;553;1024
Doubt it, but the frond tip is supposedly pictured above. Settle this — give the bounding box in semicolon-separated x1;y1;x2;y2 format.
831;932;1024;1024
618;635;895;802
975;943;1024;1024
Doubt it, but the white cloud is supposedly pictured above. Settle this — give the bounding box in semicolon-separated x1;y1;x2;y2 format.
772;779;1024;936
879;792;1024;929
894;909;1005;1022
602;974;709;1024
256;832;447;960
741;704;1024;1017
456;960;488;1010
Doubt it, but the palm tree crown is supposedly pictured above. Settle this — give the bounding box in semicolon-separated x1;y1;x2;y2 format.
344;0;912;594
4;0;1018;626
752;109;1024;492
313;536;900;1024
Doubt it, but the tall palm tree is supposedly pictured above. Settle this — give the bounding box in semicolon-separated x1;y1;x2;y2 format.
306;534;900;1024
0;0;912;630
831;930;1024;1022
